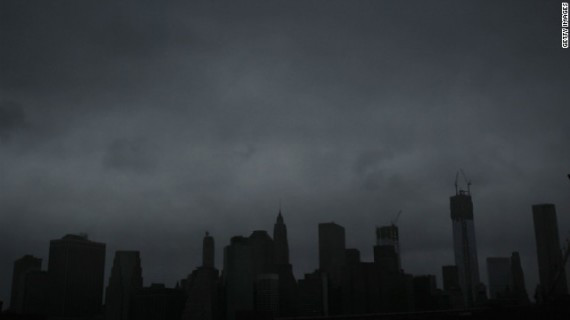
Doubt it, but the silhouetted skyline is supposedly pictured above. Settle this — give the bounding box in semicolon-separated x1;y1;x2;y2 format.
1;0;569;312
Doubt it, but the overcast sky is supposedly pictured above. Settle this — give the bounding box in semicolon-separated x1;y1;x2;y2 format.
1;0;569;307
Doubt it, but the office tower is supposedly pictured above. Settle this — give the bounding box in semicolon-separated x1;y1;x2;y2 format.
272;211;298;317
345;248;361;266
318;222;346;286
182;232;220;320
486;257;512;299
442;265;460;291
203;232;215;268
510;252;529;303
131;283;186;320
376;225;401;269
341;262;381;315
10;255;42;313
318;222;346;315
373;245;399;274
413;275;438;311
297;271;328;316
48;234;106;317
273;210;289;266
249;230;274;276
223;236;254;320
21;270;48;314
254;274;280;316
105;251;143;320
532;204;568;296
450;188;481;306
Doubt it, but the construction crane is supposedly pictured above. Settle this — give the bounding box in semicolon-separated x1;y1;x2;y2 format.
391;210;402;226
455;169;472;195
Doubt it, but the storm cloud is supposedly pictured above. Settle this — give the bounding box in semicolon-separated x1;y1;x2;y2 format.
1;0;569;306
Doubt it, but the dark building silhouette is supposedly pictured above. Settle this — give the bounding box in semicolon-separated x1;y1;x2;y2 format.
272;211;298;317
297;271;328;317
273;211;289;266
249;231;274;277
21;270;48;315
131;283;186;320
450;188;482;306
319;222;346;286
510;252;529;304
373;245;399;275
203;232;215;269
532;204;568;298
47;234;106;317
223;236;254;320
441;265;464;309
442;265;460;292
341;262;380;315
10;255;41;313
182;232;220;320
376;225;401;270
487;257;512;299
413;275;438;311
105;251;143;320
318;222;346;315
254;274;279;317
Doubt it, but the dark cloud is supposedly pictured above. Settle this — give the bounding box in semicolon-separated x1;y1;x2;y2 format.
103;138;157;173
0;101;26;141
1;0;569;307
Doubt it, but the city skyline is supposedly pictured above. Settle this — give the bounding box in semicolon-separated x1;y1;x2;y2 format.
2;192;568;310
1;0;569;313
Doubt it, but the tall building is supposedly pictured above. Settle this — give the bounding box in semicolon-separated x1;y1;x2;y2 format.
10;255;42;313
376;225;401;270
182;232;220;320
273;210;289;266
254;274;280;316
450;188;481;306
105;251;143;320
249;230;274;277
510;252;529;304
318;222;346;286
272;211;298;317
441;265;463;309
131;283;186;320
487;257;512;299
532;204;568;296
223;236;254;320
203;232;215;268
48;234;106;317
21;270;48;315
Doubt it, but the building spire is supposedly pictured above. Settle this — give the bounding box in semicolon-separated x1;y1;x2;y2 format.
273;206;289;265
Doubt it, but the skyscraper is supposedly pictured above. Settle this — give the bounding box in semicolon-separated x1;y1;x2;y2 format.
10;255;42;313
182;232;220;320
105;251;143;320
376;225;401;270
203;232;215;268
318;222;346;286
223;236;254;320
273;210;289;266
318;222;346;315
48;234;106;317
486;257;512;299
510;251;529;304
532;204;568;297
272;210;298;317
450;187;481;306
